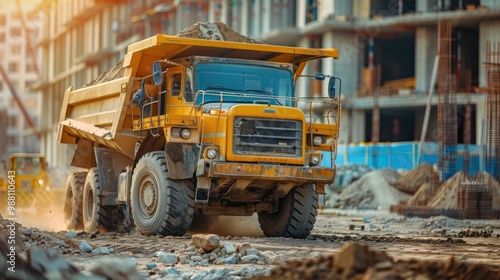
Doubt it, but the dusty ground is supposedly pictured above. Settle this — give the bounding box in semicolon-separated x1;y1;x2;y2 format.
14;208;498;279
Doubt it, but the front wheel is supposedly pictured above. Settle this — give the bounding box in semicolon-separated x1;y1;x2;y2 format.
258;183;318;239
130;151;194;236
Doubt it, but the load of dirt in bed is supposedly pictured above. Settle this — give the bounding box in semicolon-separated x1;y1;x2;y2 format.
85;21;261;87
255;242;500;280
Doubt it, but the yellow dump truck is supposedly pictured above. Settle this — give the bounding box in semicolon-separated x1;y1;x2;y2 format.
58;34;341;238
0;154;51;213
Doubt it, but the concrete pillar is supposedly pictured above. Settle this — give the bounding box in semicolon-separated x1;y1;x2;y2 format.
251;1;261;38
322;31;335;98
416;0;438;12
350;110;365;143
329;31;361;99
261;0;271;35
415;27;438;95
476;98;486;145
481;0;500;9
296;36;310;99
296;0;306;29
479;20;500;87
240;1;249;36
334;0;353;16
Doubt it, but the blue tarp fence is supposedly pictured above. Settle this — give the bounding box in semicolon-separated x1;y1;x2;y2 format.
323;142;484;175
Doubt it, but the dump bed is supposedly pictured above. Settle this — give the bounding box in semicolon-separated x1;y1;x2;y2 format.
57;34;339;159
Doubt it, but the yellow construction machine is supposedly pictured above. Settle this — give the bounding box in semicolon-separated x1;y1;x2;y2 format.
58;34;342;238
0;154;51;214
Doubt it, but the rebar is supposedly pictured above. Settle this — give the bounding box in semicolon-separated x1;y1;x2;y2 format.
485;41;500;182
437;21;458;181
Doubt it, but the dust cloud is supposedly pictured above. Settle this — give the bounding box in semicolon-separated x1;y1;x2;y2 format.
0;190;67;232
189;214;265;237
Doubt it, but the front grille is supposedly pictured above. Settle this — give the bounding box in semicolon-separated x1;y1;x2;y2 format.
233;117;302;157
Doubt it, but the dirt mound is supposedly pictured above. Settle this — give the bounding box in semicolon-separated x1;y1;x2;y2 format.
255;242;500;280
332;169;412;209
85;21;261;87
407;182;438;206
427;172;464;208
393;162;438;195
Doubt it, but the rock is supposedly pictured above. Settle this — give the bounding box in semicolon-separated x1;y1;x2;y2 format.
126;258;137;267
191;255;203;262
28;248;78;274
90;257;143;280
224;255;238;264
192;234;220;252
363;215;372;223
246;248;259;256
159;253;178;264
258;251;276;263
79;242;93;253
92;247;111;255
269;254;285;265
90;233;98;239
241;254;260;264
146;262;157;270
238;242;251;256
333;243;370;271
65;231;78;238
223;242;236;255
178;255;188;264
31;232;42;241
164;267;180;276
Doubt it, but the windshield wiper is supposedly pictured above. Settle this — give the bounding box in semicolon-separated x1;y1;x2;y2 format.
244;89;274;96
206;84;240;91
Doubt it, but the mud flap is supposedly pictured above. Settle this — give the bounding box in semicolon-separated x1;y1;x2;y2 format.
165;143;199;180
95;148;133;205
195;177;210;203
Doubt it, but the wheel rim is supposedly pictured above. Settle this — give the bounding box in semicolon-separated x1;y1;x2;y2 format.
138;174;158;217
85;187;94;223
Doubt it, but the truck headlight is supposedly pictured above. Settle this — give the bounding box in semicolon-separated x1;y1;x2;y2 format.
313;136;323;146
180;128;191;139
206;149;217;159
38;179;44;185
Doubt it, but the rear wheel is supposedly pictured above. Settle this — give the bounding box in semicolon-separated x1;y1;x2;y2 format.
63;171;87;230
131;151;194;236
82;168;115;233
258;183;318;239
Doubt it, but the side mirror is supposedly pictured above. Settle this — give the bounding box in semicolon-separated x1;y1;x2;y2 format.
153;61;163;85
328;78;336;98
314;73;326;81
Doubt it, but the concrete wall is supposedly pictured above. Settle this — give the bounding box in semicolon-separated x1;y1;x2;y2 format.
481;0;500;9
330;31;362;98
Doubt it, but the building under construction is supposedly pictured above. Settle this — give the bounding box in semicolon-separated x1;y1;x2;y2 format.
31;0;500;176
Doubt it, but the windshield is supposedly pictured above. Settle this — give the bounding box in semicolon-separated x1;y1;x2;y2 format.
194;63;293;106
16;157;41;175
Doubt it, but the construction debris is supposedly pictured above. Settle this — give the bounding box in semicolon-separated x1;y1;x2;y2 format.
255;242;500;280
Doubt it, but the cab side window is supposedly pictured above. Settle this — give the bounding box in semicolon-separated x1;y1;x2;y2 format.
171;74;182;96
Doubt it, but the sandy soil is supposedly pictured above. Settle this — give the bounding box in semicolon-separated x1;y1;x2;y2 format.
39;209;500;278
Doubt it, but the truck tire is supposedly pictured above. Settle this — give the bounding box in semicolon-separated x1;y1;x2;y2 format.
63;171;87;230
258;183;318;239
83;168;115;233
131;151;194;236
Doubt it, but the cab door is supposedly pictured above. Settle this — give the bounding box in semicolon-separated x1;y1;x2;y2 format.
166;67;186;115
